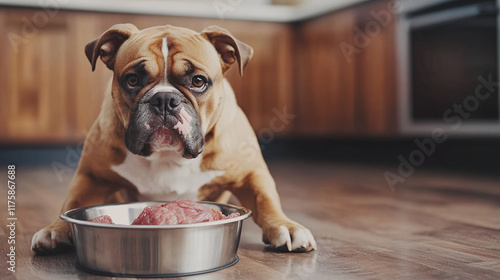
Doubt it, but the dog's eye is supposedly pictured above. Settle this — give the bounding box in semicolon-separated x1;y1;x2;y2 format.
191;75;207;89
126;75;139;87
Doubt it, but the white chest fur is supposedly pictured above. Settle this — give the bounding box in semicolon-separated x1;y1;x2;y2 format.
111;150;224;201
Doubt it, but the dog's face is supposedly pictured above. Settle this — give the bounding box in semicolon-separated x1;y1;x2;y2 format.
85;24;253;158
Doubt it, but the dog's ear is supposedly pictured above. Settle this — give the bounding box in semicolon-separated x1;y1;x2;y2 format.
85;23;139;71
202;26;253;76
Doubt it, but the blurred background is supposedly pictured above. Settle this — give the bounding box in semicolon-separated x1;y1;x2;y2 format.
0;0;499;176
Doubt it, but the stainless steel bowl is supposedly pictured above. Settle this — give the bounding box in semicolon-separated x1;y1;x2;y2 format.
60;201;252;277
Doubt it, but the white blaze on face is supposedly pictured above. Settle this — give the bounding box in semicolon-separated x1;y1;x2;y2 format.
174;107;192;137
162;37;168;81
158;37;192;138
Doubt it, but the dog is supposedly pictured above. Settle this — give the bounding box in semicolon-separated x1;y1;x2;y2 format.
31;24;316;253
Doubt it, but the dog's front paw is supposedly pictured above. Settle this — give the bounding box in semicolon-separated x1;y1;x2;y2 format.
31;223;73;254
262;220;317;252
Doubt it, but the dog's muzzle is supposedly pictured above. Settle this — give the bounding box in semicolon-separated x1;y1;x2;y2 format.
124;89;204;158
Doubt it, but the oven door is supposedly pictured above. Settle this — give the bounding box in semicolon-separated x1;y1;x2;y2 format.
398;0;500;135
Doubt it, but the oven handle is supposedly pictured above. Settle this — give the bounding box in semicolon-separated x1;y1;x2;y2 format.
409;3;498;29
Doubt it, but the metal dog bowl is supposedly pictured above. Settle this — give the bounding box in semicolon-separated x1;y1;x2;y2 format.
60;201;252;277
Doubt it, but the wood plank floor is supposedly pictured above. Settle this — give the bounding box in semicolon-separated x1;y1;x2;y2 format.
1;160;500;280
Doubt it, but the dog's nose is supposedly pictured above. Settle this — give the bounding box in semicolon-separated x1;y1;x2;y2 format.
150;92;181;115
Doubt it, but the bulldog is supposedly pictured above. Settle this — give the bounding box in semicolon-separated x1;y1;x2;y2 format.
31;24;316;253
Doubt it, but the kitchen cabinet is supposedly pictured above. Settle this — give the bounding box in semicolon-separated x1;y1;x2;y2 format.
1;9;75;143
354;0;398;136
0;0;398;144
295;0;398;136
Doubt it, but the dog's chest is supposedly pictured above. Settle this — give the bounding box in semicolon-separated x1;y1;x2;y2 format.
111;151;224;201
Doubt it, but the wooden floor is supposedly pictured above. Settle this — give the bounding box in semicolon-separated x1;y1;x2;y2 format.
1;160;500;280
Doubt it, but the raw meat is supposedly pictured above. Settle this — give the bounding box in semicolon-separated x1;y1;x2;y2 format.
132;200;240;225
89;215;114;224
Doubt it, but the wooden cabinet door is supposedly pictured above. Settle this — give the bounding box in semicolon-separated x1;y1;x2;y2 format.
0;10;74;143
221;22;295;136
294;1;398;136
354;0;398;136
295;9;358;136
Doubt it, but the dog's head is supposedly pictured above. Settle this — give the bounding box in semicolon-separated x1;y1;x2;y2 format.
85;24;253;158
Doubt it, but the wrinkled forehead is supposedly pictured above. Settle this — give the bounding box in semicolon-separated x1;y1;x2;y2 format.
114;26;221;77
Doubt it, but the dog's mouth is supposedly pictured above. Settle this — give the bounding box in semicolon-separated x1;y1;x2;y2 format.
149;125;184;153
150;106;196;153
125;105;204;159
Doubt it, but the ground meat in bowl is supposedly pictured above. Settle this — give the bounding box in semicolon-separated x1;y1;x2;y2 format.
132;200;240;225
89;215;114;224
87;200;240;225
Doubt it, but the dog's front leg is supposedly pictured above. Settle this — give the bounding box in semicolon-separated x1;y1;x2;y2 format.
231;170;317;252
31;171;122;254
